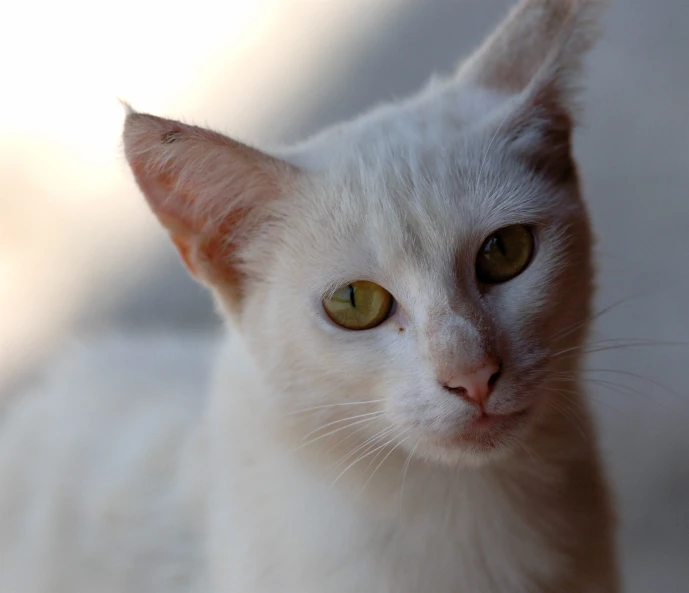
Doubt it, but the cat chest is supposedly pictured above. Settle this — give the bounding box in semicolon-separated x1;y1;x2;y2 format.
220;474;564;593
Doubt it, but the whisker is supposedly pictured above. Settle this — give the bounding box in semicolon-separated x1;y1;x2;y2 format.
515;437;537;466
552;282;689;347
362;431;397;474
294;414;383;452
574;376;650;399
541;392;589;442
550;296;639;344
289;399;385;415
545;338;685;365
327;426;397;476
541;382;627;416
331;434;401;488
361;432;411;493
362;427;410;475
300;411;384;442
585;341;687;354
579;378;672;410
322;418;387;456
399;439;420;506
582;368;683;400
551;374;674;410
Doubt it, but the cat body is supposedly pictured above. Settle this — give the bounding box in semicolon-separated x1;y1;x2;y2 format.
0;334;614;593
0;1;620;591
0;337;209;593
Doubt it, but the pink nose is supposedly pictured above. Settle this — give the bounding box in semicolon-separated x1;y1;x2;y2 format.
441;360;501;405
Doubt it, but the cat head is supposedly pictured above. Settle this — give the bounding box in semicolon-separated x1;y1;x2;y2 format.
123;0;602;466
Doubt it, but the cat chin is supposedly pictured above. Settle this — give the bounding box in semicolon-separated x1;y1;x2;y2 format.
412;415;534;467
416;439;517;468
400;405;538;467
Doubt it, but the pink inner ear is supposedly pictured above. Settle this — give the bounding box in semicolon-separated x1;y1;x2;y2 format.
170;234;198;277
125;116;230;236
123;111;298;284
196;208;249;286
128;161;203;236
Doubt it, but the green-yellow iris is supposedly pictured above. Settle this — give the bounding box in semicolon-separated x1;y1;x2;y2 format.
475;224;535;284
323;281;393;330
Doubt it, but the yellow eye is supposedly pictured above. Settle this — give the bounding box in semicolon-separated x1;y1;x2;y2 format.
323;281;394;330
475;224;535;284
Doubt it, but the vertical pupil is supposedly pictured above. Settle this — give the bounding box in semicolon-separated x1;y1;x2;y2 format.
493;234;506;257
348;284;356;308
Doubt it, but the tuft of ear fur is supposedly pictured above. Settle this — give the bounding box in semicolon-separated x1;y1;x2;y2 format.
122;111;298;300
458;0;606;182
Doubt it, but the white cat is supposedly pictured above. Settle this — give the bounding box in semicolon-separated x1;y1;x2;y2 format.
0;1;620;591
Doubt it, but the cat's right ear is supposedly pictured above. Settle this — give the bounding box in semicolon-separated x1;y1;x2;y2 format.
122;110;299;303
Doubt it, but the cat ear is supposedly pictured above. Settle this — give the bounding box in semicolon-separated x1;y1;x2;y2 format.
457;0;605;180
457;0;603;96
123;110;298;299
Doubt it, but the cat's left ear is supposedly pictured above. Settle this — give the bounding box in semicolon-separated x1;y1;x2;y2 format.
123;110;299;303
456;0;606;180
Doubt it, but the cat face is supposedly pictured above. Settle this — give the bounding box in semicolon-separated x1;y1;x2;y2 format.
123;0;599;466
236;93;593;466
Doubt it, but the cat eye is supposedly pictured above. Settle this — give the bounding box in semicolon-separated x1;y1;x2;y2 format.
323;281;394;330
475;224;535;284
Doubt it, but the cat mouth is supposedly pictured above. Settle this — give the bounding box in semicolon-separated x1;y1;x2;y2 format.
434;408;532;449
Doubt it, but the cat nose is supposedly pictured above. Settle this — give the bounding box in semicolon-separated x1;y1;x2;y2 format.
441;360;501;406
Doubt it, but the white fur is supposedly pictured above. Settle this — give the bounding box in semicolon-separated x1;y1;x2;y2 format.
0;331;611;593
0;1;620;592
0;336;213;593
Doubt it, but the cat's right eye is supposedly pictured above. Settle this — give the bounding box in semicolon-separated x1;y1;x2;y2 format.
323;281;394;330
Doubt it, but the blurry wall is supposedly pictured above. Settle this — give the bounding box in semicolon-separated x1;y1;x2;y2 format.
1;0;688;590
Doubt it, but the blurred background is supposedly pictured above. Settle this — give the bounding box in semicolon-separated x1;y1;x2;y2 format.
1;0;687;589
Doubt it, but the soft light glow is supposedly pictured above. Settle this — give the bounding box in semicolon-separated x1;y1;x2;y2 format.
0;0;404;386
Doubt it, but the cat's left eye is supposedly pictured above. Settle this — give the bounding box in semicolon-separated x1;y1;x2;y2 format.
323;281;394;330
475;224;535;284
